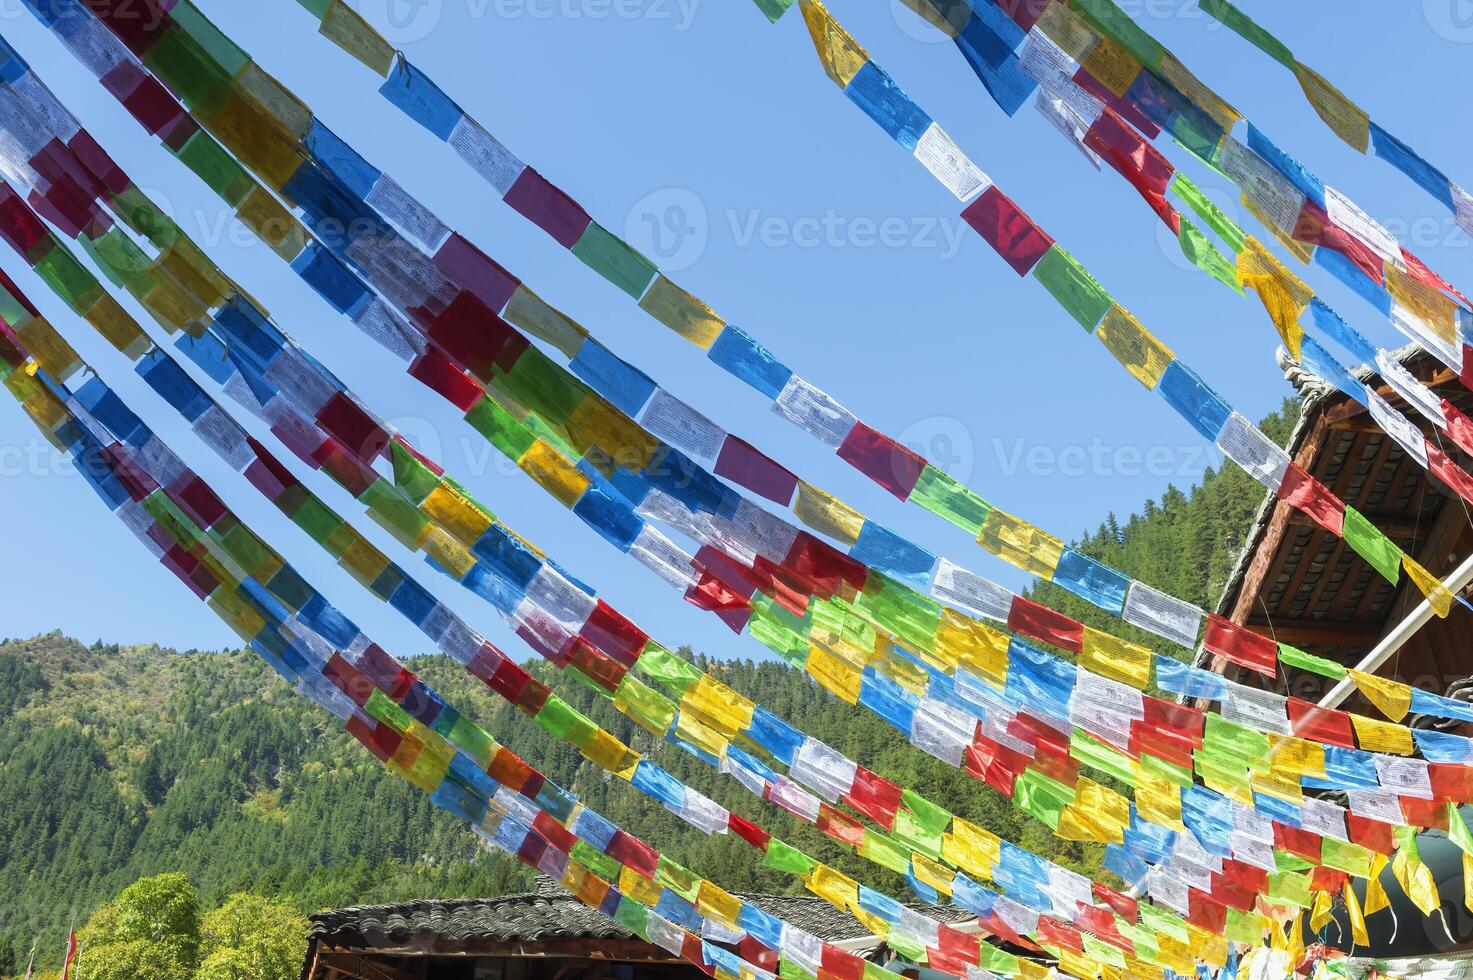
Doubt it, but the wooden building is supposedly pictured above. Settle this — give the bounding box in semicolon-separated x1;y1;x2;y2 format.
299;878;975;980
1214;345;1473;710
1216;346;1473;961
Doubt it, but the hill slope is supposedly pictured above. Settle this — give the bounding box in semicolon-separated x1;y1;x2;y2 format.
0;399;1298;976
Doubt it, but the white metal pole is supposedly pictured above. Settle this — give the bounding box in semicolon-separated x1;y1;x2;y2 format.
1316;550;1473;708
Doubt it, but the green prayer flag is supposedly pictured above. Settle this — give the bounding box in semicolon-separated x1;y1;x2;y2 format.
761;839;816;876
1450;804;1473;856
497;347;588;424
1224;907;1263;945
1274;850;1314;874
908;466;992;535
572;222;659;299
1277;642;1347;679
365;688;412;732
297;0;333;17
858;829;910;874
290;494;342;545
1320;838;1372;878
1013;769;1074;830
465;395;538;461
1343;506;1402;584
779;958;817;980
1171;174;1247;253
390;442;441;504
891;808;943;860
1267;870;1311;908
1139;903;1188;942
1071;730;1136;786
1179;217;1246;294
900;788;953;832
34;245;98;313
747;596;810;666
361;478;430;545
1031;244;1112;331
656;856;701;900
1068;0;1165;69
751;0;796;23
853;577;939;654
1203;712;1270;767
614;674;677;735
977;942;1019;975
887;933;927;963
534;695;580;740
572;839;622;881
614;896;649;936
1136;750;1191;788
635;642;704;696
1198;0;1296;68
1082;935;1126;969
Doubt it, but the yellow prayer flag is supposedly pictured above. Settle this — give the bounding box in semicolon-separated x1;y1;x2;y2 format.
518;439;591;508
805;863;859;913
1392;850;1440;916
1079;627;1151;689
1385;263;1458;348
1349;670;1413;721
582;728;641;778
697;881;743;927
1241;193;1313;264
1017;959;1053;980
682;675;755;735
1082;34;1141;97
565;397;659;473
1364;854;1391;917
977;508;1065;578
943;818;999;879
338;530;394;586
674;709;728;758
1464;851;1473;916
1055;951;1100;980
910;853;954;895
1158;52;1239;130
1095;304;1174;389
1309;888;1334;931
798;0;868;88
935;608;1009;683
1236;237;1312;359
236;185;308;260
1342;880;1369;947
1135;774;1185;832
1188;926;1228;968
1057;777;1129;844
622;866;663;906
794;481;865;546
15;317;81;381
1403;555;1454;618
321;0;396;75
1350;713;1414;755
1270;735;1325;778
83;293;149;359
505;284;590;359
806;644;862;704
1293;62;1370;153
637;275;725;349
421;483;493;546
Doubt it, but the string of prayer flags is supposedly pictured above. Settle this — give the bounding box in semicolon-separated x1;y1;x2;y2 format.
25;1;1473;954
1196;0;1473;230
762;0;1473;619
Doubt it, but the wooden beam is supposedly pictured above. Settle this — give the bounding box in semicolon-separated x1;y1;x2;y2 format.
1286;512;1423;541
1242;618;1380;648
1323;367;1459;430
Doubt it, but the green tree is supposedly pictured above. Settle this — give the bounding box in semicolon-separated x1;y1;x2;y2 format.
77;874;199;980
196;893;308;980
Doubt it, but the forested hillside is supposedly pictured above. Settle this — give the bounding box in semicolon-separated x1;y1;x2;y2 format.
0;400;1299;977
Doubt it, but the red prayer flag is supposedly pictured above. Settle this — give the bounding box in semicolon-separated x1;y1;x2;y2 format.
962;186;1054;276
844;767;902;829
1278;463;1345;536
835;422;926;500
1007;596;1084;653
1202;613;1278;678
714;435;798;504
1286;698;1355;747
432;233;520;313
505;168;592;248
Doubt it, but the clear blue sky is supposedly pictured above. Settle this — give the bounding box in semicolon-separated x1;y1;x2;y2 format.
0;0;1468;659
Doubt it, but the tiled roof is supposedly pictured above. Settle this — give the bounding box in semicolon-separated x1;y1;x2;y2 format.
308;877;974;951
